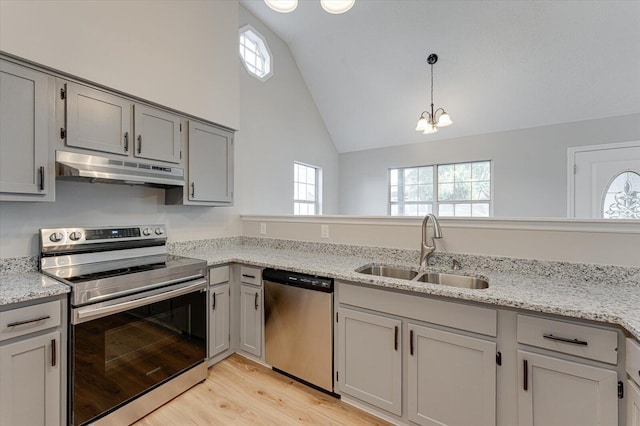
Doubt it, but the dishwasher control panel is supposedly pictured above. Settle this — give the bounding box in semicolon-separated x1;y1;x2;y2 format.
263;268;333;293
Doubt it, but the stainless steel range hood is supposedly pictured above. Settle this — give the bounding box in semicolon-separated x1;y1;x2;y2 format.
56;151;185;188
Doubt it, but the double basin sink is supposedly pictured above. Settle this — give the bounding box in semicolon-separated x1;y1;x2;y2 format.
356;264;489;289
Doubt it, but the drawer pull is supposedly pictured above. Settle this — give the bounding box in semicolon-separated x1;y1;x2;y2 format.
7;315;51;328
543;333;588;346
523;359;528;391
242;274;256;279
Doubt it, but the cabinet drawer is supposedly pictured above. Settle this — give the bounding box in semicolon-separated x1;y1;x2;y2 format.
627;338;640;387
209;265;230;285
517;314;618;364
0;300;61;341
240;266;261;286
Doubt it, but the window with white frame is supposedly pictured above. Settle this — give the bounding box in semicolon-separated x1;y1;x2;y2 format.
294;162;321;215
389;160;491;217
239;26;272;81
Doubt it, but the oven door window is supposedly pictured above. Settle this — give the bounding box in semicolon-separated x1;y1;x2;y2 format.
71;289;206;425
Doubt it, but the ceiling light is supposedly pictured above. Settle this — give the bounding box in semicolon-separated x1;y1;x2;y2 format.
264;0;355;14
321;0;355;14
264;0;298;13
416;53;453;135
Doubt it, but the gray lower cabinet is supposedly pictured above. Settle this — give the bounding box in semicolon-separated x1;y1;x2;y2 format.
64;82;131;156
407;323;496;426
209;283;230;358
133;104;182;164
629;379;640;426
338;307;402;416
239;283;262;357
517;350;618;426
0;59;54;201
167;120;234;206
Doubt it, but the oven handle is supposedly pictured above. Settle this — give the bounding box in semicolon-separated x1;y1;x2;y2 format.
74;279;207;323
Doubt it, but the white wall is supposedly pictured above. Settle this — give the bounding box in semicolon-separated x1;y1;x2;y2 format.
242;216;640;267
234;6;340;216
339;113;640;217
0;0;239;129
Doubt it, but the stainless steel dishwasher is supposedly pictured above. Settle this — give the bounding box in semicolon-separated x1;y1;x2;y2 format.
263;268;334;393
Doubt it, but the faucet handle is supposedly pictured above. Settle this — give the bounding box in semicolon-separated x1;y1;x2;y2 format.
452;259;461;270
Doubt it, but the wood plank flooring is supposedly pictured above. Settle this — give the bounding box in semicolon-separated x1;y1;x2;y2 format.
134;354;391;425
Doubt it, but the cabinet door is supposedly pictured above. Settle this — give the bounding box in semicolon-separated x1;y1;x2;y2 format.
65;83;131;155
240;284;262;357
188;121;233;203
0;60;51;197
629;379;640;426
338;307;402;416
408;324;496;426
133;104;181;163
209;283;230;358
517;350;618;426
0;330;60;426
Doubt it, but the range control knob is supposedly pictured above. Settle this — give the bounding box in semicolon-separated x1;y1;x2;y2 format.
49;232;64;243
142;228;152;236
69;231;83;241
154;228;164;235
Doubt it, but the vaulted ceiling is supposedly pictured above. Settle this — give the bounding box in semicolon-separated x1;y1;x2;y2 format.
241;0;640;153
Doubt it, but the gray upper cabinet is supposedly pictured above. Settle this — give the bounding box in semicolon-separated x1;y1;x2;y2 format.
0;60;54;201
166;120;234;206
65;83;131;156
133;104;181;164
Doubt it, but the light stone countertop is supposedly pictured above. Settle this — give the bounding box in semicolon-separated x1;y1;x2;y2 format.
173;244;640;341
0;271;70;306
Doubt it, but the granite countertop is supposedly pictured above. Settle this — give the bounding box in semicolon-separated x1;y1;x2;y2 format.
1;240;638;342
0;271;70;306
173;243;640;341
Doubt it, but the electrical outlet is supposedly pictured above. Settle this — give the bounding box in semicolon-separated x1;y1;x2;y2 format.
260;223;267;235
321;224;329;239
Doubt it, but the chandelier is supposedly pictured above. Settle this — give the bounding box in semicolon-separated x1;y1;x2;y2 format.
415;53;453;135
264;0;355;14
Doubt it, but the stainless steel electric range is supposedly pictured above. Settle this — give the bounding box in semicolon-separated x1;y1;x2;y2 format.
40;225;207;426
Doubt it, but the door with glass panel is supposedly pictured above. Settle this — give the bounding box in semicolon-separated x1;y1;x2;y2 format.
569;141;640;219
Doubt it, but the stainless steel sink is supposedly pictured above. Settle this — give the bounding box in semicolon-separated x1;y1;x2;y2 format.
414;272;489;289
355;264;419;280
356;264;488;289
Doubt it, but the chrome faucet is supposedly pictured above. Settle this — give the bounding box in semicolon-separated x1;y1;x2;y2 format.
420;213;442;268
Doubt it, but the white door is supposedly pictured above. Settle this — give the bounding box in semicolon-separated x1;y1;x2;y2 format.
569;141;640;218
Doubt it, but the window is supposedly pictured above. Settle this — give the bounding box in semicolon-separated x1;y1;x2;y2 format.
239;25;272;81
294;162;321;215
389;161;492;217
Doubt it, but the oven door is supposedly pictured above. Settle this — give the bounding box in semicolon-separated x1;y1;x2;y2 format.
70;279;207;426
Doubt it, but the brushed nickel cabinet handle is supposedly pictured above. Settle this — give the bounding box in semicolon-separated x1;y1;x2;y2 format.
51;339;57;367
7;315;51;328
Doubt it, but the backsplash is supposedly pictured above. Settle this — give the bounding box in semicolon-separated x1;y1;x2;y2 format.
4;236;639;287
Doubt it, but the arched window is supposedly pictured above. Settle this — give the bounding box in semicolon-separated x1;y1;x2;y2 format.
239;26;272;81
602;171;640;219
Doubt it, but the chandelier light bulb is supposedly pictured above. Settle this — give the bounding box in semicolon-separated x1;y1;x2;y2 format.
320;0;356;14
437;112;453;127
265;0;298;13
423;126;438;135
416;116;429;131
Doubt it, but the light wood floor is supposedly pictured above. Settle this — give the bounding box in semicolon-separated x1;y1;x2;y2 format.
134;354;391;425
